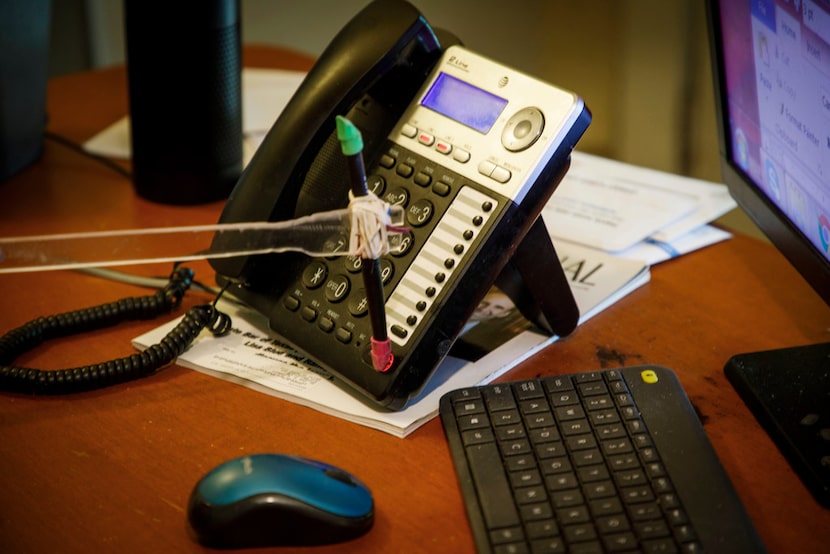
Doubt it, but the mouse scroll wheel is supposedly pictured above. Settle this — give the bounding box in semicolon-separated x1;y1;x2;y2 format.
324;468;357;486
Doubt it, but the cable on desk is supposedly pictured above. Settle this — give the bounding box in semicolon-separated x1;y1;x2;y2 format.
77;266;220;295
0;265;231;394
44;130;133;179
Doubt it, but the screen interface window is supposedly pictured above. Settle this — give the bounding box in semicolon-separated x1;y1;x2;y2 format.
720;0;830;260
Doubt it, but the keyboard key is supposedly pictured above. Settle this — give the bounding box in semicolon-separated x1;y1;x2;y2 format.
509;469;542;488
557;505;591;524
604;532;639;552
540;457;573;475
550;392;579;407
493;410;522;426
621;486;655;504
584;480;616;500
484;385;517;411
596;423;627;439
596;513;631;534
529;427;560;444
629;502;663;522
556;405;587;421
590;497;624;517
536;441;566;458
580;465;611;483
526;520;559;539
567;434;597;451
562;523;597;543
496;424;526;441
514;380;545;400
572;449;603;467
500;439;532;456
515;485;546;505
465;442;520;529
491;526;524;544
579;382;608;396
525;412;556;429
520;398;551;414
521;502;554;522
546;472;578;490
560;420;591;435
462;427;495;446
586;396;614;411
454;397;485;415
543;377;574;393
458;414;489;431
551;489;584;508
636;520;670;540
530;537;566;553
505;454;535;472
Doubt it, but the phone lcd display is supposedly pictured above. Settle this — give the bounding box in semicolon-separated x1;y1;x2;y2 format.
421;73;508;134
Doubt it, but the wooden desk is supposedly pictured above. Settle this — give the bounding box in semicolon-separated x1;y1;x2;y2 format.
1;46;828;553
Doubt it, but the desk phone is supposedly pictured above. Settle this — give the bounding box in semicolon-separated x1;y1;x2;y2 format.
210;0;591;409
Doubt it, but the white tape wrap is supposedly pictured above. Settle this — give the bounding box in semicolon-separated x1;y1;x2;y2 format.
348;192;394;259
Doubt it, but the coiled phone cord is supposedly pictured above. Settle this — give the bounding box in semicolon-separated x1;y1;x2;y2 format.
0;266;231;394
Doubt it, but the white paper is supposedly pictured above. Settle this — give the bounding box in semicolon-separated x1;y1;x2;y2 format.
545;152;736;253
83;68;307;166
615;224;733;265
558;240;651;321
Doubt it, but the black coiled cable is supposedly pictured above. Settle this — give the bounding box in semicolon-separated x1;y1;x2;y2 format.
0;266;231;394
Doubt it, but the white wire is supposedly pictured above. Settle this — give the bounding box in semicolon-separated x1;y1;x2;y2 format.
348;192;394;259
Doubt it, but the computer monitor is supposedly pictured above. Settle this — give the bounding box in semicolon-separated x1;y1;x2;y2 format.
706;0;829;507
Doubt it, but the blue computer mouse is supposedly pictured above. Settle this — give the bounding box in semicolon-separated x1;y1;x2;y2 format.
187;453;374;548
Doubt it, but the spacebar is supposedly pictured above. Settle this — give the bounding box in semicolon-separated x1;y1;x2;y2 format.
465;443;520;529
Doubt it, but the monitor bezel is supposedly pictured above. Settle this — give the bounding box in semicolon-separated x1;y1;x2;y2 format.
705;0;830;305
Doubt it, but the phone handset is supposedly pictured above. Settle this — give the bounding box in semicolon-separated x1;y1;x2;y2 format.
211;0;445;282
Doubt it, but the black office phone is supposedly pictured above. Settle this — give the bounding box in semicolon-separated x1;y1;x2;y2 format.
210;0;591;409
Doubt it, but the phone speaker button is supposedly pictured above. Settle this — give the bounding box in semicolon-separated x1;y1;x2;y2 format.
478;160;497;177
491;166;512;183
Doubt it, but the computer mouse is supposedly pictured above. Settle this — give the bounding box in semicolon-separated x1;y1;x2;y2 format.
187;453;374;548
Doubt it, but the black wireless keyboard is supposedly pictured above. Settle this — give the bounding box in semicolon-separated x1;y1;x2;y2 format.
439;365;765;553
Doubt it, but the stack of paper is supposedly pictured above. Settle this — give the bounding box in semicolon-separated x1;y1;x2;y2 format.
545;152;735;265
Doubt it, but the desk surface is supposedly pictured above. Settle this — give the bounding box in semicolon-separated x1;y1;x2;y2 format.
1;46;828;553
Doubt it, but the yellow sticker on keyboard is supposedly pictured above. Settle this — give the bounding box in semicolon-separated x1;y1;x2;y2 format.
641;369;659;384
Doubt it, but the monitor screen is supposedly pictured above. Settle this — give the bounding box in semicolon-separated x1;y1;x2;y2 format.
708;0;830;303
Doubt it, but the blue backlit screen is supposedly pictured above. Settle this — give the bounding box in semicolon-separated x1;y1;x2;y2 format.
421;73;508;134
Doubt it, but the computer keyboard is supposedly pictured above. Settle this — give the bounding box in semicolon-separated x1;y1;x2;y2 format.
439;365;765;553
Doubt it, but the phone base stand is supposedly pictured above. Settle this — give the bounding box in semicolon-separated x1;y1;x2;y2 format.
495;216;579;337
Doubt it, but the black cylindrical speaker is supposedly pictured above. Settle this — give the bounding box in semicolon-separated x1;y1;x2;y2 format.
124;0;242;204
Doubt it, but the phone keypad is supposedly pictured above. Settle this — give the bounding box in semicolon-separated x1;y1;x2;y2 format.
281;143;501;358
